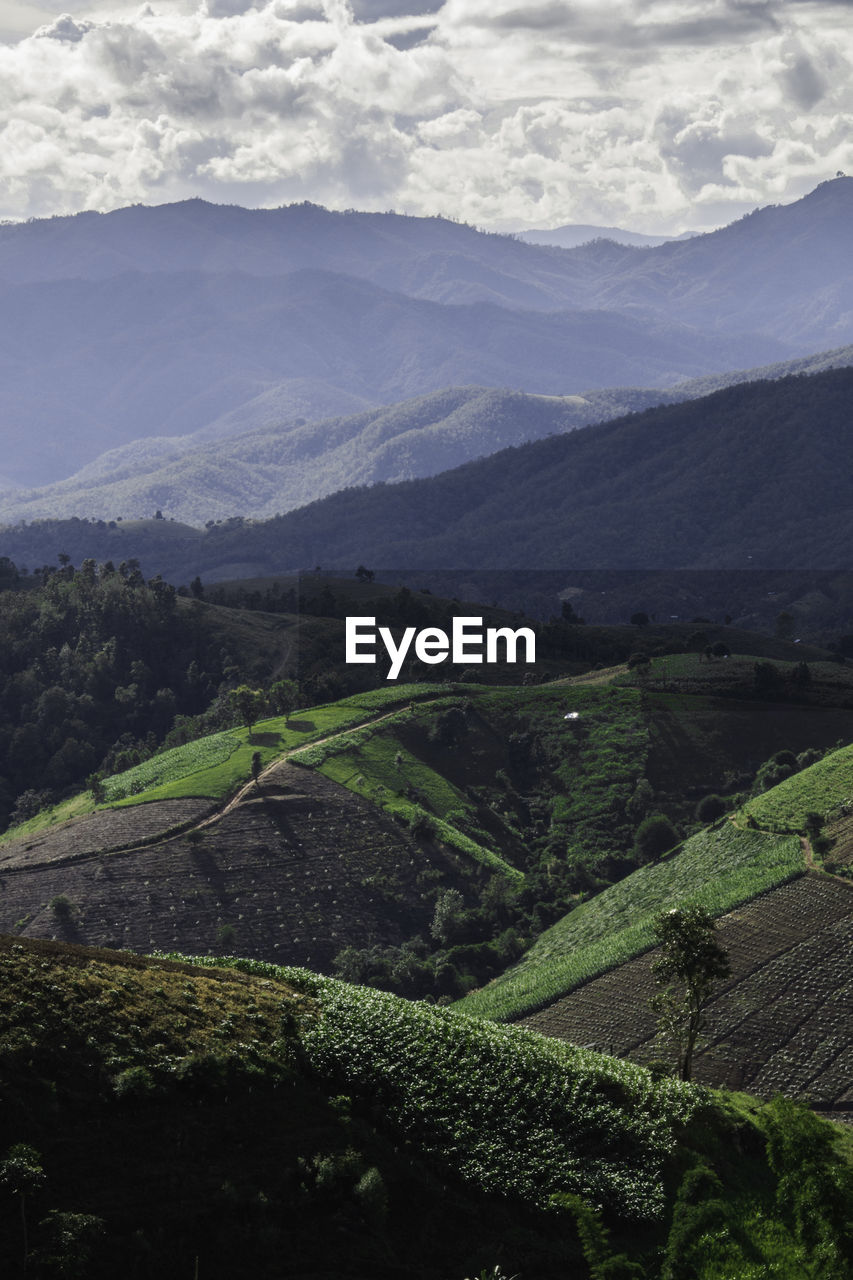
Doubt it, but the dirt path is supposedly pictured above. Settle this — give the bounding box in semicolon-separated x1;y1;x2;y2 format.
548;663;628;688
194;704;419;829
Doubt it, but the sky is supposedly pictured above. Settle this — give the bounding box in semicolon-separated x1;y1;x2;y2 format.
0;0;851;232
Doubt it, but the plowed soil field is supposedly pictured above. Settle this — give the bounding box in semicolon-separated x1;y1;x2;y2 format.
0;799;213;869
521;873;853;1111
0;762;460;971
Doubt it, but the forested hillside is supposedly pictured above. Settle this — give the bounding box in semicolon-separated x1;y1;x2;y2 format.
3;367;852;583
4;339;851;527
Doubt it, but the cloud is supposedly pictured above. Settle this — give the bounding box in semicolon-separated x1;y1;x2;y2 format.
350;0;444;17
0;0;851;231
34;13;96;41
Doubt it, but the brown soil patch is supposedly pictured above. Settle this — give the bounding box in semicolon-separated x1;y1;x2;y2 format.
521;873;853;1109
0;763;464;972
0;799;213;870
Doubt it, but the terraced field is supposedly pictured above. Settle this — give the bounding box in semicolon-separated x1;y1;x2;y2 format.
458;825;804;1023
0;763;466;969
522;873;853;1110
0;799;213;870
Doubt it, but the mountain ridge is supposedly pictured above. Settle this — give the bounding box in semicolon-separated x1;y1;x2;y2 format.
3;342;851;526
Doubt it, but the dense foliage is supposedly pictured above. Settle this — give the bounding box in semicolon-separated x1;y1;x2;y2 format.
0;559;270;831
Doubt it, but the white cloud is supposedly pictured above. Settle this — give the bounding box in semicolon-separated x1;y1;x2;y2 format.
0;0;851;229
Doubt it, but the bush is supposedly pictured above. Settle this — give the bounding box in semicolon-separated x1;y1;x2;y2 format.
633;814;679;863
354;1167;387;1225
694;794;727;824
111;1066;157;1101
661;1163;731;1280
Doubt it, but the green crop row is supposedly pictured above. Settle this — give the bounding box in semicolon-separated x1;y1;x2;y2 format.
160;953;696;1222
739;742;853;832
103;733;243;801
458;825;804;1023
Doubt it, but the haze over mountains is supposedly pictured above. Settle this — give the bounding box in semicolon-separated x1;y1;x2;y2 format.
517;224;682;249
3;366;851;585
1;177;852;503
5;343;853;528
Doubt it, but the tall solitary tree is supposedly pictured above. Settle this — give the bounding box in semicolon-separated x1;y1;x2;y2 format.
650;906;730;1082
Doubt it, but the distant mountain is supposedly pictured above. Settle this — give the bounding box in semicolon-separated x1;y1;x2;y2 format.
3;178;853;492
2;367;851;581
0;268;786;489
4;342;852;526
260;365;852;573
1;179;849;336
240;366;851;573
518;224;681;249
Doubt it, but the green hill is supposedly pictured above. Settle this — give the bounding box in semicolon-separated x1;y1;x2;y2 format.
458;825;804;1023
1;935;851;1279
459;736;853;1025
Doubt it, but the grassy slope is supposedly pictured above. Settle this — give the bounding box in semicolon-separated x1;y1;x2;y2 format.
740;742;853;831
2;936;850;1279
0;684;450;844
290;683;650;882
459;825;804;1023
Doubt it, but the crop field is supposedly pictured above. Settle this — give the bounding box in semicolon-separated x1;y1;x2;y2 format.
0;684;455;844
104;733;243;801
167;952;696;1223
522;873;853;1108
292;696;522;879
0;760;465;970
739;742;853;831
458;825;804;1023
0;798;212;870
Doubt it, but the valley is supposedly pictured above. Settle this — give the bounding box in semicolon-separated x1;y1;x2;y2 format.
1;179;852;1280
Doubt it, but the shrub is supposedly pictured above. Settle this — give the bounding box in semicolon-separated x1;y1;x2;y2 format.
111;1066;157;1101
633;814;679;863
661;1164;731;1280
354;1167;387;1225
694;793;727;824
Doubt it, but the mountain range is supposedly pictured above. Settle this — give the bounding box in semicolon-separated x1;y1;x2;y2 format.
3;341;852;527
2;364;852;584
1;178;852;498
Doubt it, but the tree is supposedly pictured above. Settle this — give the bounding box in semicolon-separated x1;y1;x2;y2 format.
0;1143;45;1271
630;611;649;627
650;906;730;1081
270;678;299;722
430;888;466;945
355;565;374;583
230;685;264;735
